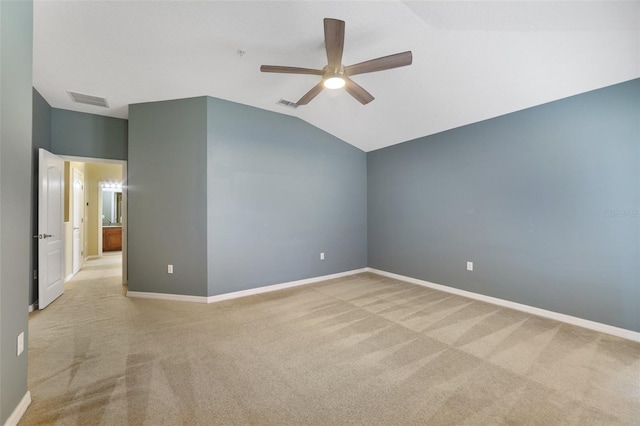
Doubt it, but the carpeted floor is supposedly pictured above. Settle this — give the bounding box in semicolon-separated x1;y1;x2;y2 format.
22;254;640;425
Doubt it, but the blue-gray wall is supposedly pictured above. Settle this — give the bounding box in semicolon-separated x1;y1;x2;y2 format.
28;105;127;305
33;89;51;151
128;97;209;296
51;108;128;160
206;97;367;295
0;1;32;422
31;89;52;306
368;78;640;332
127;96;367;297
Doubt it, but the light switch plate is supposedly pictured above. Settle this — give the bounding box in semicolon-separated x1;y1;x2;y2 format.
17;332;24;356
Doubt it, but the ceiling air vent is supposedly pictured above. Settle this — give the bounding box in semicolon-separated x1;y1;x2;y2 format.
67;91;109;108
276;99;298;108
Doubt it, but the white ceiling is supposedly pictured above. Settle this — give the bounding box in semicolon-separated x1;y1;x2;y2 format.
33;1;640;152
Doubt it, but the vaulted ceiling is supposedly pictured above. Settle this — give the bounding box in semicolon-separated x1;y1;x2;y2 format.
33;1;639;152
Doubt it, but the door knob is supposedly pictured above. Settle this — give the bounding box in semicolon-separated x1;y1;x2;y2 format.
43;234;53;239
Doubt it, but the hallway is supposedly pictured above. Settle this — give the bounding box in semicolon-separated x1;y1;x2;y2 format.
66;252;123;291
25;253;126;423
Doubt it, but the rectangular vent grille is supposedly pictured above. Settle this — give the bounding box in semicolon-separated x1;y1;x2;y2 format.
276;99;298;108
67;91;109;108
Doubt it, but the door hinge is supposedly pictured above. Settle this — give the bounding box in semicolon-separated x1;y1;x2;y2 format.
34;270;38;280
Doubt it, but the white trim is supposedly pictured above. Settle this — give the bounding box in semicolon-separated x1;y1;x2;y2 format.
122;165;128;285
126;268;368;304
207;268;368;303
4;391;31;426
367;268;640;343
126;291;208;303
98;184;103;258
58;155;125;166
28;304;35;313
71;167;85;276
64;273;74;283
85;255;100;260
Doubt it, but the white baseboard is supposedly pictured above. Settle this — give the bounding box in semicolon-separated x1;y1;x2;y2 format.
4;391;31;426
367;268;640;343
126;291;208;303
28;304;35;313
126;268;368;304
126;266;638;342
206;268;368;303
64;273;74;283
86;255;100;260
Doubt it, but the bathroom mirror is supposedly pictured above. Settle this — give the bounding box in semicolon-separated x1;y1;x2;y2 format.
102;189;122;225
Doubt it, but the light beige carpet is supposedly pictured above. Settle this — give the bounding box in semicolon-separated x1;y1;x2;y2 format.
22;255;640;425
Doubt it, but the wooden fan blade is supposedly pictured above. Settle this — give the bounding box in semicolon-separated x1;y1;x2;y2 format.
344;77;374;105
324;18;345;69
296;81;325;105
345;51;413;76
260;65;324;75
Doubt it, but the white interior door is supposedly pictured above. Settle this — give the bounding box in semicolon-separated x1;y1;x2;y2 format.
72;168;84;275
38;149;65;309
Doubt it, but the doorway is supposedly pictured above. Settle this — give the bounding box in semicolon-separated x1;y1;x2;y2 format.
98;182;124;256
60;155;127;285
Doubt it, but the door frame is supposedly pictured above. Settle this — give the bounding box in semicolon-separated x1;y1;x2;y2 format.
60;155;128;284
98;182;123;257
72;167;85;276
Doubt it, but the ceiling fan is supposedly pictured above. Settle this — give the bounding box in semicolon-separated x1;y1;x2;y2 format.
260;18;412;106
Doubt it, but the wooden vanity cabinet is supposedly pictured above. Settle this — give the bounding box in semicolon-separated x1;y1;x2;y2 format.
103;227;122;251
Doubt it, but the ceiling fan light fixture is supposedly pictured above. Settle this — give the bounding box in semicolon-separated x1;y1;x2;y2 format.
324;76;345;89
260;18;412;105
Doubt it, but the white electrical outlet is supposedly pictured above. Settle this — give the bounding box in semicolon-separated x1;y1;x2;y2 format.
320;252;325;260
467;261;473;271
168;264;173;274
17;332;24;356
